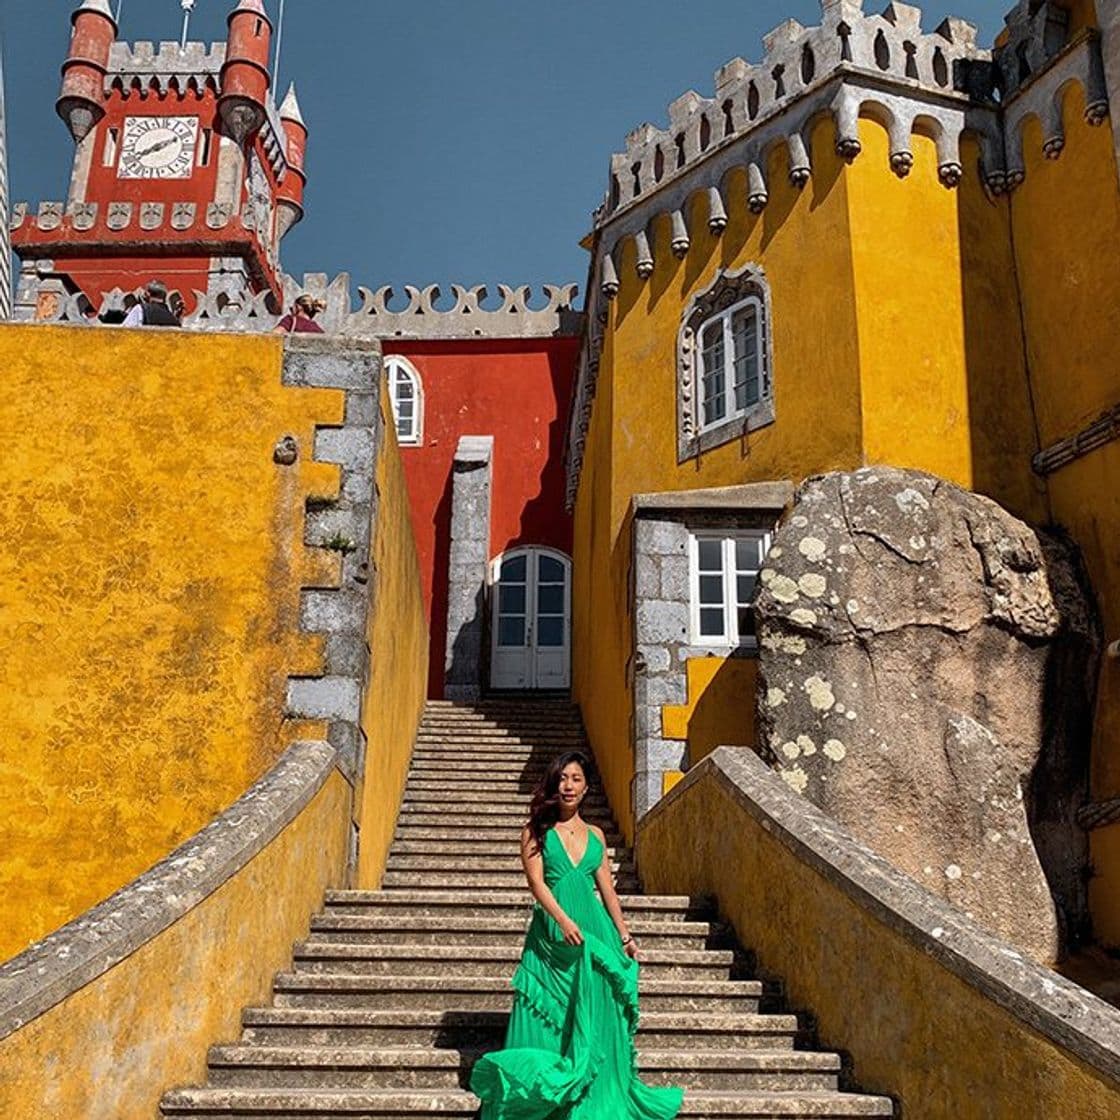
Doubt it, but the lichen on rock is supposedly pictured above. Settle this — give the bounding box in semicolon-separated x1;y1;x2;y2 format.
755;467;1100;964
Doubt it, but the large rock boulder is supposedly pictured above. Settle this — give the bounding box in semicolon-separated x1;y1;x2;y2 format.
755;468;1098;964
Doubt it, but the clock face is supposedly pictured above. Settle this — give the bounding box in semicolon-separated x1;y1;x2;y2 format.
118;117;199;180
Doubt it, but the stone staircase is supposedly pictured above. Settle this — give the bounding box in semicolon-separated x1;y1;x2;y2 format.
161;697;894;1119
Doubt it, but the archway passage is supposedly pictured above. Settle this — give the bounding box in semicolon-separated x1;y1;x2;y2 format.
490;547;571;691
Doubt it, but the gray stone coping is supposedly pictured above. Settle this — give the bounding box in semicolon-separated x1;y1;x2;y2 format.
641;747;1120;1084
0;740;337;1041
632;481;794;517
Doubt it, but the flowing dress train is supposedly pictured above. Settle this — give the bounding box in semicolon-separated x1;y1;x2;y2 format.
469;826;684;1119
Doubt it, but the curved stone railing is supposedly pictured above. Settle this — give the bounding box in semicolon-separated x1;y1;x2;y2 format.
637;747;1120;1115
0;740;351;1117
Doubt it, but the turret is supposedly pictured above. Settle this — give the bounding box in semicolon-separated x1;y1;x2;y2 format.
275;84;307;241
218;0;273;145
56;0;116;143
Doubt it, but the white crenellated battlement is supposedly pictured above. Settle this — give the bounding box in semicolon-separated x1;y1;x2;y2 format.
603;1;988;223
107;41;226;90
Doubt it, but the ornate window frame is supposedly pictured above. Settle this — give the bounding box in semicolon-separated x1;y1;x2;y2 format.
386;355;423;446
677;264;774;462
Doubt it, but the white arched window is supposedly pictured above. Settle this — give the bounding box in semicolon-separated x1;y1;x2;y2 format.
386;356;423;446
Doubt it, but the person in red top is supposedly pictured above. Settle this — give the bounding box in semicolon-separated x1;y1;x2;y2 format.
275;294;326;334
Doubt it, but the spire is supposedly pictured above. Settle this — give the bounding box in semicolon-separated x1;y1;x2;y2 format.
279;83;305;127
233;0;270;18
73;0;116;23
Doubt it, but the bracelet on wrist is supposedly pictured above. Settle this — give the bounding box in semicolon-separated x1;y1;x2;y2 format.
620;935;633;945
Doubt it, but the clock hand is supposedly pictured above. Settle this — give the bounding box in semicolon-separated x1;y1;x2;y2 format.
137;135;181;159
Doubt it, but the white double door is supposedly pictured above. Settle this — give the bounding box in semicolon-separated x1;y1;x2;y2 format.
490;548;571;691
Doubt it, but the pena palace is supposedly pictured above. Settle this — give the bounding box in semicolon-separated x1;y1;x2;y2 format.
2;1;1120;1116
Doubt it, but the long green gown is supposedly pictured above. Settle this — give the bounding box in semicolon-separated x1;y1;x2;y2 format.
469;826;685;1119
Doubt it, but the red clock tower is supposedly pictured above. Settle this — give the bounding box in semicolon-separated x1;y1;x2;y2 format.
11;0;308;319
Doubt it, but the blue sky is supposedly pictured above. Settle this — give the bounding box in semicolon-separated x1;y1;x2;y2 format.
4;1;1015;293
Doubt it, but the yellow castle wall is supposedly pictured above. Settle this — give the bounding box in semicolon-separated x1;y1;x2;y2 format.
573;115;1043;832
661;657;758;772
0;325;343;961
1008;84;1120;944
0;763;351;1120
573;119;863;838
357;385;431;887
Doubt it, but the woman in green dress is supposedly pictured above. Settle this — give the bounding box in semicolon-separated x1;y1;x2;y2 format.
470;751;685;1119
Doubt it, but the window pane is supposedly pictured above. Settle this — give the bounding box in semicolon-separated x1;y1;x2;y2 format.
735;535;762;570
500;584;526;614
538;617;564;647
736;574;757;605
397;419;412;439
737;605;757;640
538;584;565;615
397;400;414;421
697;539;722;571
699;607;725;638
538;556;564;582
731;306;760;411
699;574;724;604
700;319;727;427
501;554;527;582
499;616;526;647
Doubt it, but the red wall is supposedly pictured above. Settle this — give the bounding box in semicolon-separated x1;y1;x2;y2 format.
385;338;579;698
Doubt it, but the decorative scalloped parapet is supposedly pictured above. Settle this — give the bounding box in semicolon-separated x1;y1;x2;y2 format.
12;272;585;341
602;0;989;223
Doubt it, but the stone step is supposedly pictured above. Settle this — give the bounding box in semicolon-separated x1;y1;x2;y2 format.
378;870;642;891
204;1045;840;1092
398;815;627;833
292;942;737;980
390;822;625;845
383;854;634;874
414;730;586;739
322;890;704;918
405;762;552;778
402;777;564;791
271;974;760;1013
399;796;611;814
161;1087;893;1117
307;916;723;950
388;838;629;858
239;1008;800;1051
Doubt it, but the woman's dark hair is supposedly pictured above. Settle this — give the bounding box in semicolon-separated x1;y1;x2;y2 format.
527;750;598;853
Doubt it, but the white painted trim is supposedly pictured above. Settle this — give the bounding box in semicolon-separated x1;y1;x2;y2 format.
489;546;572;690
688;530;771;648
385;355;424;446
696;295;768;435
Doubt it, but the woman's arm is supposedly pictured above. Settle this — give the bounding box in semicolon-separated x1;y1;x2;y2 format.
521;826;583;945
590;826;638;958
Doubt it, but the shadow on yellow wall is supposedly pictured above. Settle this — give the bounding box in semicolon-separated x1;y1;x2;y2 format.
662;657;758;772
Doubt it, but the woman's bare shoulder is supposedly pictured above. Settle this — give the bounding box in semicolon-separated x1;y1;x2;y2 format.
588;823;607;841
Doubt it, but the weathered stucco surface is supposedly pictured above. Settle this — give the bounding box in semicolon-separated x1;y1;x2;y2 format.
755;467;1099;963
356;384;430;888
0;743;350;1120
0;324;343;960
1008;81;1120;945
638;748;1120;1120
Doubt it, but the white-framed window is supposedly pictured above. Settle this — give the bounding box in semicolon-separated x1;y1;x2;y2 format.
386;355;423;446
677;265;774;462
697;297;768;431
689;530;771;646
